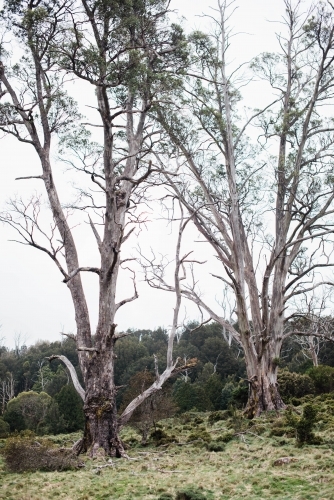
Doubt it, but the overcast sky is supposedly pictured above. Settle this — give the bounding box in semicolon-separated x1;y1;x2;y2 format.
0;1;311;348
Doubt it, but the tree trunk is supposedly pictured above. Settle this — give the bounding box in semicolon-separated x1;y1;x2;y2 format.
141;427;149;446
78;347;127;457
309;336;319;367
83;397;125;458
244;351;285;418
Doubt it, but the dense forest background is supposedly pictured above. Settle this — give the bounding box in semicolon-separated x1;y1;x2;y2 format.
1;322;334;439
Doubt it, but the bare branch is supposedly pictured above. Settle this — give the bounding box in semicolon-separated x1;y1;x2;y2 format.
47;355;85;401
63;267;100;283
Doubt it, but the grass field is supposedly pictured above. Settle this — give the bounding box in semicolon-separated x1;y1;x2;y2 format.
1;405;334;500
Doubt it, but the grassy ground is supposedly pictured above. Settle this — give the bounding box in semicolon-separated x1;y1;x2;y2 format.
1;404;334;500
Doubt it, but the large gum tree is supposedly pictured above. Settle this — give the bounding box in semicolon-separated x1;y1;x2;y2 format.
0;0;188;456
155;0;334;417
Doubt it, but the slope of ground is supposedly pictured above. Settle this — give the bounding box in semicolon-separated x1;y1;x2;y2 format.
1;400;334;500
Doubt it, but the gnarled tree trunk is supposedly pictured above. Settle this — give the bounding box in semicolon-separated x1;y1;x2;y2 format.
244;350;285;418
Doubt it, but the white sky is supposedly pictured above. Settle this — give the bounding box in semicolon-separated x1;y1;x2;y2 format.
0;1;311;348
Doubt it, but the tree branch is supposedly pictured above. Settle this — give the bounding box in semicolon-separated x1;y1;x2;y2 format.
47;355;85;401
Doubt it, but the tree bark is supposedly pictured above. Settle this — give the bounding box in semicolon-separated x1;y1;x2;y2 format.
244;350;285;418
82;344;125;457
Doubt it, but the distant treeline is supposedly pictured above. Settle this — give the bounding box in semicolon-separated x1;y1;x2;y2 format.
1;322;334;436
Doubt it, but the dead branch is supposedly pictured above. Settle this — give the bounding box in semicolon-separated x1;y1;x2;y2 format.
63;267;100;283
47;355;85;401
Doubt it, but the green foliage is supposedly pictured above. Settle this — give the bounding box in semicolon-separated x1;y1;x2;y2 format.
0;417;10;437
208;410;229;424
175;488;208;500
172;379;213;413
218;431;234;443
3;400;25;432
269;417;295;438
0;338;79;396
178;323;246;381
187;430;211;443
286;404;319;445
278;369;315;400
150;428;177;446
230;380;249;408
221;380;237;409
55;384;85;433
3;431;81;472
203;373;224;411
3;391;52;434
307;365;334;394
206;440;225;452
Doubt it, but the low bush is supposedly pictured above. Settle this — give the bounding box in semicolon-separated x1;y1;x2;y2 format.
285;403;319;445
3;431;82;472
175;488;207;500
0;417;10;438
230;382;249;408
218;431;234;443
157;494;174;500
208;411;229;424
270;424;295;438
193;416;204;425
187;430;211;443
307;365;334;394
150;428;177;446
278;369;315;401
206;441;225;452
221;380;236;409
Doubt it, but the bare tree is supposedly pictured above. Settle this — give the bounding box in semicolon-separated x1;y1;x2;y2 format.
0;0;188;456
0;372;15;415
288;292;334;366
154;0;334;416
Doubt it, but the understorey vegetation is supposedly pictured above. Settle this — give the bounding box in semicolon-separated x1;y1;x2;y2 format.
1;396;334;498
1;321;334;440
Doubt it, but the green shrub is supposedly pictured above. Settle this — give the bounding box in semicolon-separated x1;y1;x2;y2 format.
204;373;224;410
173;380;213;413
208;410;229;424
193;416;204;424
286;403;319;445
3;402;25;432
55;385;85;433
270;427;294;437
3;391;53;434
206;441;225;452
157;494;174;500
150;428;177;446
0;417;10;438
307;365;334;394
187;430;211;443
219;431;234;443
230;382;248;408
221;380;236;410
175;488;207;500
226;406;249;433
3;431;82;472
221;378;249;409
278;369;315;400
